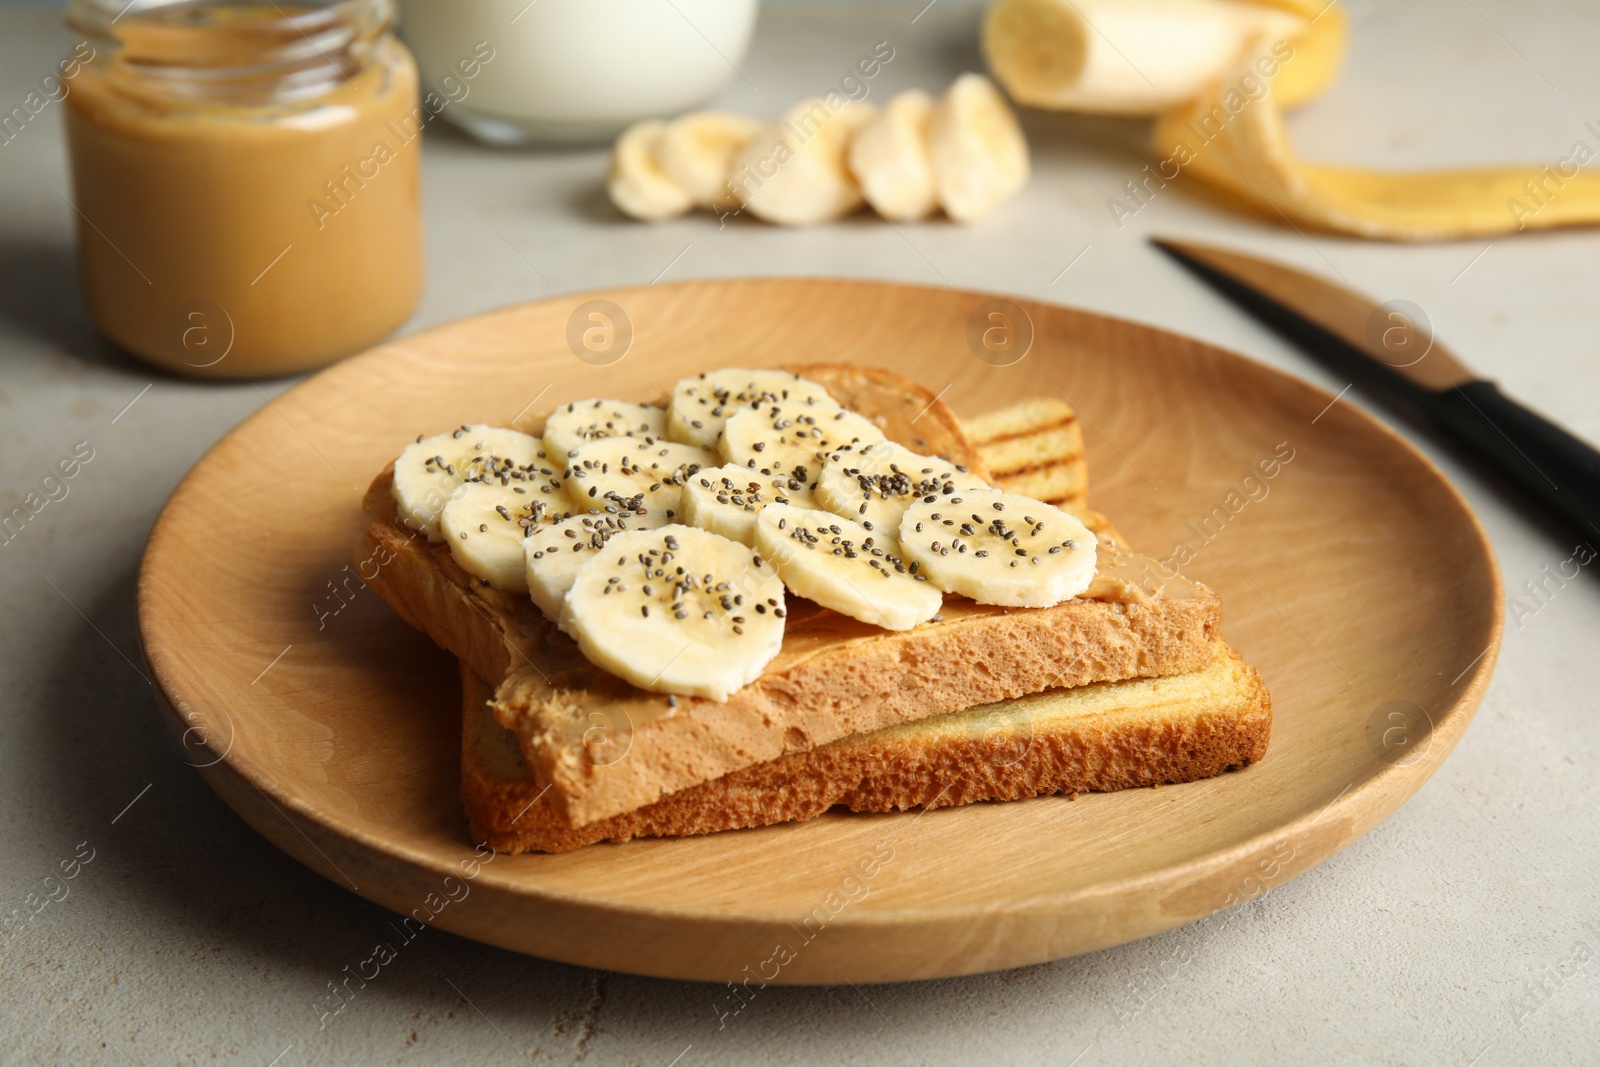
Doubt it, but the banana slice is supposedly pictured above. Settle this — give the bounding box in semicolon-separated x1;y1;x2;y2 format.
666;368;838;450
728;98;877;225
392;425;549;541
815;441;994;538
929;73;1030;223
898;491;1096;607
609;120;694;221
560;525;787;702
720;400;886;483
441;482;570;592
523;506;670;622
682;463;818;546
848;90;939;221
660;111;764;210
754;504;942;631
561;436;718;517
542;399;668;460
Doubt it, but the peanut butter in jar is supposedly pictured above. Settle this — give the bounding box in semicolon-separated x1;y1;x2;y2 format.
63;0;423;378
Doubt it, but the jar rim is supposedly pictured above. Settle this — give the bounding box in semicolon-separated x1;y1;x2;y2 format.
67;0;395;104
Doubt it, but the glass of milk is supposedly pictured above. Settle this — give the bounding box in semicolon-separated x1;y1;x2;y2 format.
396;0;759;145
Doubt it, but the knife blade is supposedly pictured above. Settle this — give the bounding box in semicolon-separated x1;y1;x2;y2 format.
1152;236;1600;543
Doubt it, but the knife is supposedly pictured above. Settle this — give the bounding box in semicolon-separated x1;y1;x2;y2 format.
1151;237;1600;542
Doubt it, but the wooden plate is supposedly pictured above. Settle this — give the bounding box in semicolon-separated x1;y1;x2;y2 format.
138;279;1502;984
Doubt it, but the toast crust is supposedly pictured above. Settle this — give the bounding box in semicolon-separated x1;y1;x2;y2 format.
463;643;1271;853
966;397;1087;506
357;364;1224;827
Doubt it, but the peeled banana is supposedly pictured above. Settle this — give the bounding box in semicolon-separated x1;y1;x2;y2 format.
982;0;1305;115
682;464;818;547
441;482;563;593
815;441;994;539
543;399;668;459
391;425;550;541
666;368;838;451
523;507;668;622
848;90;939;221
607;76;1032;226
729;98;878;225
929;73;1032;223
755;504;943;631
720;399;886;480
559;524;788;702
609;120;694;222
898;492;1096;608
661;111;764;210
560;436;718;517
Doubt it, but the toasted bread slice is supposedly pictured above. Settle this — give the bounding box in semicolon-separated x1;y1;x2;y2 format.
463;641;1270;853
359;365;1221;828
964;397;1087;506
363;484;1220;828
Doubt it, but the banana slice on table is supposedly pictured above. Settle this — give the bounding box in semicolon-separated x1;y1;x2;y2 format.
660;111;765;210
929;73;1030;223
848;90;939;221
391;425;550;541
815;441;995;538
898;491;1096;607
754;504;942;631
561;436;718;517
609;120;694;221
560;525;788;702
728;98;877;225
666;368;838;450
441;482;571;592
523;506;670;622
720;400;886;482
682;463;818;546
542;399;669;459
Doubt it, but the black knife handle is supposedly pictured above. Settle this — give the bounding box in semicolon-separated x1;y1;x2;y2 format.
1425;380;1600;541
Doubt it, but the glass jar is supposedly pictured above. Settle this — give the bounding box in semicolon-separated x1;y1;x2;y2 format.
63;0;422;378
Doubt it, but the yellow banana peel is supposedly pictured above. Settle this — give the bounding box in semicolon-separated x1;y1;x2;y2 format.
1152;21;1600;240
1153;58;1600;240
989;0;1600;240
1236;0;1345;106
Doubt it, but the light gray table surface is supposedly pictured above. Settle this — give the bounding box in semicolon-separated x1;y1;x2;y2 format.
2;2;1597;1064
